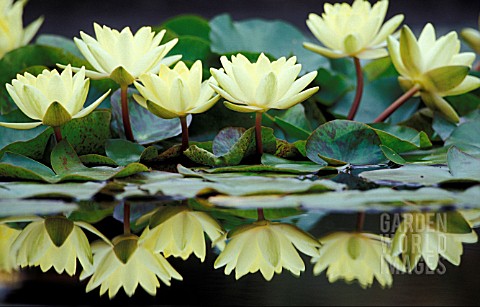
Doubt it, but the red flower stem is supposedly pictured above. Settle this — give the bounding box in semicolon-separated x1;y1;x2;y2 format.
255;112;263;156
121;84;135;142
356;212;365;232
373;85;421;123
347;57;363;121
124;203;131;235
180;115;189;151
257;208;265;221
53;126;63;143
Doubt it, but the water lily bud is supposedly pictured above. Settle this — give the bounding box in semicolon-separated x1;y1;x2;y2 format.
304;0;403;59
61;23;181;86
0;0;43;58
133;60;220;119
461;14;480;55
0;65;110;130
388;24;480;123
210;53;318;113
214;220;320;281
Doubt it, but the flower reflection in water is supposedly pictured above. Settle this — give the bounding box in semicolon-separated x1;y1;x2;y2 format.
0;225;20;273
390;211;478;272
214;219;321;281
81;234;182;299
0;207;479;299
140;205;225;262
0;215;107;276
312;232;403;288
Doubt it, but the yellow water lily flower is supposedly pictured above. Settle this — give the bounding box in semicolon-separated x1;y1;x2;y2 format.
312;232;400;288
0;0;43;58
0;65;110;130
304;0;403;59
461;15;480;55
63;23;180;86
214;220;320;281
9;216;96;276
390;212;478;271
140;206;224;261
210;53;319;113
388;24;480;123
0;224;20;272
133;60;220;119
81;234;182;299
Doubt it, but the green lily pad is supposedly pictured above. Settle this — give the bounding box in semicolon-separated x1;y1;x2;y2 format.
0;110;113;160
263;104;313;142
184;126;277;167
0;109;51;160
447;146;480;180
0;140;148;183
0;182;105;200
380;145;406;165
67;201;117;224
208;187;475;213
370;123;432;153
209;14;328;73
61;110;113;155
313;67;352;107
0;200;78;217
329;77;420;124
359;165;452;186
110;88;191;145
159;14;210;42
445;120;480;156
105;139;146;166
36;34;84;59
306;120;385;165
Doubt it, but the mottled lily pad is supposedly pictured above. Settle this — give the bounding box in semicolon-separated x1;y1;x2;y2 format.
0;140;148;183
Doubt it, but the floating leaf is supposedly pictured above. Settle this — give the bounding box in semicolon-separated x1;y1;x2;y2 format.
0;200;77;217
330;77;420;123
208;187;473;213
209;14;327;73
110;88;191;145
380;145;406;165
0;182;105;200
370;123;432;153
306;120;385;165
0;140;148;183
447;146;480;180
445;120;480;156
159;14;210;42
184;126;276;167
105;139;146;166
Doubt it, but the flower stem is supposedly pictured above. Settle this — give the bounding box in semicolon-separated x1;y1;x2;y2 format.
53;126;63;143
123;203;131;235
374;85;421;123
356;212;365;232
180;115;189;151
257;208;265;221
120;84;135;142
255;112;263;156
347;57;363;121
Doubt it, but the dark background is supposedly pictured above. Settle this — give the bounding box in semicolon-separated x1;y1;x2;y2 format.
23;0;480;39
